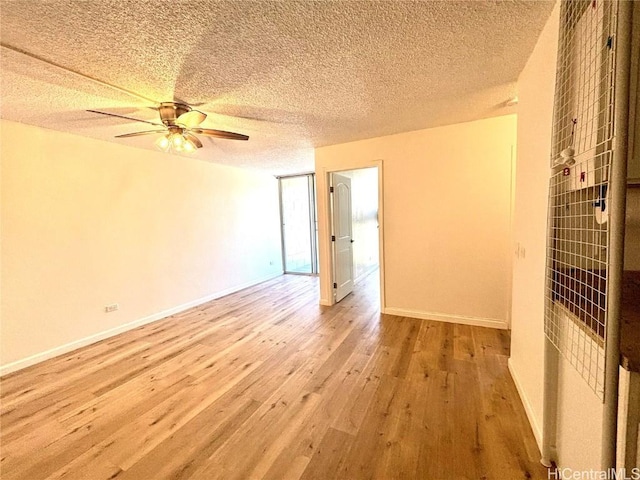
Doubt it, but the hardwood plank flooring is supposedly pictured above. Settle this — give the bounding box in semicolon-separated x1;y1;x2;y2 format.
1;271;547;479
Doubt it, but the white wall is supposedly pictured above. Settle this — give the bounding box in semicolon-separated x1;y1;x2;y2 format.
316;115;516;329
1;120;283;373
508;1;559;447
510;2;605;469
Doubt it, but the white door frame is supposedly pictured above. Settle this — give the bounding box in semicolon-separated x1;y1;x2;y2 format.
316;159;385;311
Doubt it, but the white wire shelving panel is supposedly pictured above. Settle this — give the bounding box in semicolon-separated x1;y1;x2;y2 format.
544;0;619;399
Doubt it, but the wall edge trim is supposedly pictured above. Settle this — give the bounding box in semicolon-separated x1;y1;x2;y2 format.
0;272;283;377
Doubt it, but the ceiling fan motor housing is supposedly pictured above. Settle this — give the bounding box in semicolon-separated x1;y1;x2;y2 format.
159;102;191;127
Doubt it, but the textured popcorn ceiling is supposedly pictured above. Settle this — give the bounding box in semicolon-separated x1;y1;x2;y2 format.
0;0;554;174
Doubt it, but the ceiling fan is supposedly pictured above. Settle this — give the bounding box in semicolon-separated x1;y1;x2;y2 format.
87;102;249;153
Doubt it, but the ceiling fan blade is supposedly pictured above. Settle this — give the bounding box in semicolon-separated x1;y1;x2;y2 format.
87;109;164;127
176;110;207;128
190;128;249;141
115;129;167;138
183;132;203;148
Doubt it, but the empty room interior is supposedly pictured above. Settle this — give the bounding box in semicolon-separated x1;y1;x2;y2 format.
1;1;640;479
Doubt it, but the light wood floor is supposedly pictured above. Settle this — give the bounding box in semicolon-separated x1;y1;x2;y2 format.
1;271;547;480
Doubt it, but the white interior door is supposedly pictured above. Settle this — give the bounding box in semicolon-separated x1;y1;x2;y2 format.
331;173;354;302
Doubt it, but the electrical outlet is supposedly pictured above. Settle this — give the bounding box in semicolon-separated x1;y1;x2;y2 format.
515;242;526;259
105;303;119;313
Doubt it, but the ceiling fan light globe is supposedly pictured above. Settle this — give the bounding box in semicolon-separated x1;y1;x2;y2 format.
172;133;185;148
156;135;170;151
183;140;196;153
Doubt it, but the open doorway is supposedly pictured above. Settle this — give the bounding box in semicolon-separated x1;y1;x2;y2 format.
317;162;384;308
344;168;380;283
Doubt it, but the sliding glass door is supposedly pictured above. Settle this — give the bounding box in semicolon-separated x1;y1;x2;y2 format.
278;174;318;274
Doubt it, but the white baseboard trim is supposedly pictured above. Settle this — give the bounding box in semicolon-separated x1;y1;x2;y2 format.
0;272;283;377
508;358;543;451
382;307;508;330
